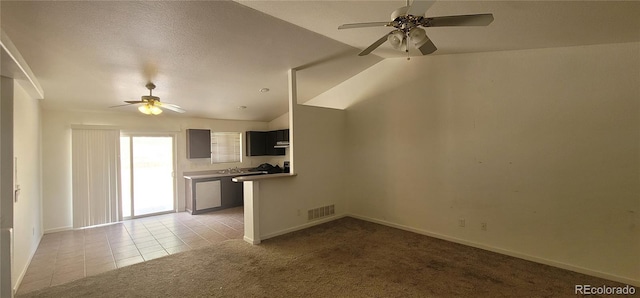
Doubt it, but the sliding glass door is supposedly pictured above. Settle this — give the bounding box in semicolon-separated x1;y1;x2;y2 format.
120;135;176;218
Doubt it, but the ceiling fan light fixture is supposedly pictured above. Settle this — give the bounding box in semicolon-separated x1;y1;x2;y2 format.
409;27;428;47
138;104;162;115
112;82;184;114
388;31;405;50
138;104;151;115
150;105;163;115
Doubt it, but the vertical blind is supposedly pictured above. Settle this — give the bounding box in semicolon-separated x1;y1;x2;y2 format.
210;132;241;164
71;128;121;228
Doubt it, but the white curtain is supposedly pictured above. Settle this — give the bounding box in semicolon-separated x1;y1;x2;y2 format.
72;128;121;228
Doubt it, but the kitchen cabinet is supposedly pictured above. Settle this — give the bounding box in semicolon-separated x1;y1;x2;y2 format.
221;176;243;207
276;129;289;142
185;176;243;215
266;131;285;156
246;131;267;156
186;129;211;159
246;129;288;156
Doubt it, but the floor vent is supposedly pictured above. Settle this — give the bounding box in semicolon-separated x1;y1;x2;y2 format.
308;204;335;221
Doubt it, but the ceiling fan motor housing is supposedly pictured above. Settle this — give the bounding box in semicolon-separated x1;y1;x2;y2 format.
390;6;424;31
391;6;410;21
141;95;160;102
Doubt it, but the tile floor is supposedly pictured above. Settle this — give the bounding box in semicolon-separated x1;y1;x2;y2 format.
17;207;244;295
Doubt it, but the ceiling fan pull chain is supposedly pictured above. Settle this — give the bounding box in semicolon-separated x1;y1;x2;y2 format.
406;31;411;60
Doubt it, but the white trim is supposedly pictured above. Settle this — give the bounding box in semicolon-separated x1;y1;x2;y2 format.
120;129;181;134
347;213;640;287
0;29;44;99
243;236;260;245
44;226;73;234
70;124;120;130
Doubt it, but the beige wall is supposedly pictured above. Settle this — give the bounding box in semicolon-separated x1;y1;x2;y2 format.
331;43;639;284
41;109;271;232
268;112;289;131
13;81;42;289
256;105;347;239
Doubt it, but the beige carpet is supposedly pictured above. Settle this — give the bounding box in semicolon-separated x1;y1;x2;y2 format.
19;217;634;297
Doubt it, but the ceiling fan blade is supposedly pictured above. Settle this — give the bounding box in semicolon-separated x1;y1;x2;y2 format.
417;36;437;55
125;100;145;104
338;22;390;30
426;13;494;27
157;102;185;113
109;103;137;108
407;0;435;16
359;33;391;56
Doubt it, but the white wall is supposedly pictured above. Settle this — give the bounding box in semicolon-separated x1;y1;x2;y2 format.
331;43;639;284
41;109;271;232
268;112;289;130
12;81;42;289
256;105;347;239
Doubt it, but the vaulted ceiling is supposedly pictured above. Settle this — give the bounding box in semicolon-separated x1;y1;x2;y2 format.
2;1;639;121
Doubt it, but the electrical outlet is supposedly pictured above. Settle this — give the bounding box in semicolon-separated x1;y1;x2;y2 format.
458;219;465;227
481;222;487;231
297;209;301;216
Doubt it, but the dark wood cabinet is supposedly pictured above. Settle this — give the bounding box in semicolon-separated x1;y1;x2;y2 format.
276;129;289;142
186;129;211;159
246;131;267;156
221;176;243;207
246;129;287;156
266;131;285;156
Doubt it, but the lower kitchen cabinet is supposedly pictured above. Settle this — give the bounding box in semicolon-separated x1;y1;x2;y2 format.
221;176;243;207
185;176;243;215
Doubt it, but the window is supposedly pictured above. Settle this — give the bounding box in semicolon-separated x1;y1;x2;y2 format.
211;132;242;164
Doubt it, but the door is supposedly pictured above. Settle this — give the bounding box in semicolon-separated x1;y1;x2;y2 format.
120;135;176;218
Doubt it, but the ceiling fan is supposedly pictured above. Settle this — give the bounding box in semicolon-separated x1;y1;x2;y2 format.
338;0;494;58
111;82;185;115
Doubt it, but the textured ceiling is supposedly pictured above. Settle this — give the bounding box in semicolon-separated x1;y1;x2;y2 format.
1;1;380;121
241;1;640;58
2;1;639;121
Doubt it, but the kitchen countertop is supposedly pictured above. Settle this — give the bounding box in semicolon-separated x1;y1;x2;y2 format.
232;173;296;182
183;170;267;180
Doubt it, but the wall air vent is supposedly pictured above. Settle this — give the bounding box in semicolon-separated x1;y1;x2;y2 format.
307;204;335;221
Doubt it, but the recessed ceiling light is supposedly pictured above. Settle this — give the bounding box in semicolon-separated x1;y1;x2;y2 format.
259;88;270;93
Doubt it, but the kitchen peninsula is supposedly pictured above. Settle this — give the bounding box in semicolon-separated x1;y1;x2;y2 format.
183;170;264;215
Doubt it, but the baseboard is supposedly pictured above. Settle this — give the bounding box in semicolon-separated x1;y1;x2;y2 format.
260;214;348;241
13;232;43;294
44;225;73;234
243;236;260;245
348;213;640;287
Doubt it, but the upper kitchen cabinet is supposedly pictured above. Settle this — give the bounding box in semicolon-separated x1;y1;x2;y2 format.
246;129;288;156
246;131;267;156
266;131;285;156
276;129;289;142
186;129;211;159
